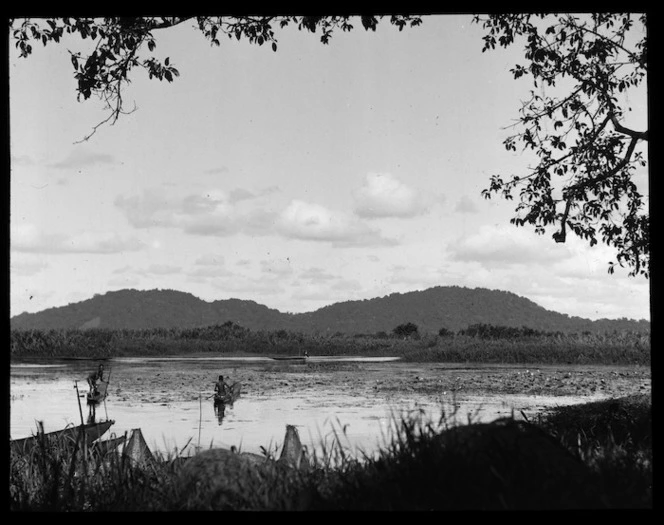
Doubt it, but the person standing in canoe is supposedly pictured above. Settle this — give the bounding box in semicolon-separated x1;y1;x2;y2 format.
87;363;105;395
214;375;230;398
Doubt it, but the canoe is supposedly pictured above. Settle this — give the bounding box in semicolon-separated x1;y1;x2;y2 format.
10;419;115;456
271;356;308;361
87;379;109;405
213;382;242;405
91;434;126;456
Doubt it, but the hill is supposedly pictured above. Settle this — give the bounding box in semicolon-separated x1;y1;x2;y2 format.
9;286;650;334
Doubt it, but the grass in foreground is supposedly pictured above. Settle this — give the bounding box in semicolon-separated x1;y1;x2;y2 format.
9;394;651;511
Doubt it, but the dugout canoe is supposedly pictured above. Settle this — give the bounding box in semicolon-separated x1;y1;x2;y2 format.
10;419;115;456
86;379;109;405
91;434;126;456
213;382;242;406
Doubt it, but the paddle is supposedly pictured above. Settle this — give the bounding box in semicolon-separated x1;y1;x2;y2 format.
103;367;111;420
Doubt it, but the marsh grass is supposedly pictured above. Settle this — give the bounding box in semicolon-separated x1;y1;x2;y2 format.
10;327;650;366
9;394;651;510
9;429;172;511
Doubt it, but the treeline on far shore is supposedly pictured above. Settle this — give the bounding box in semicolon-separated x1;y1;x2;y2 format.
10;321;650;366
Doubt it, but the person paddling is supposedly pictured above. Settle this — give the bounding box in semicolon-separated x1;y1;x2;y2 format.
87;364;105;395
214;375;230;398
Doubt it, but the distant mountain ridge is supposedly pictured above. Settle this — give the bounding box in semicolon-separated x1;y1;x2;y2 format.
9;286;650;334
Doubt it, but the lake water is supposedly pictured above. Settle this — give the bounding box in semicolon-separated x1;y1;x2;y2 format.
10;357;609;460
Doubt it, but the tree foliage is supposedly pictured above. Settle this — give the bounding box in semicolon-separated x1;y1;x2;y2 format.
9;16;422;142
393;322;420;338
457;323;560;339
473;14;649;278
438;327;454;337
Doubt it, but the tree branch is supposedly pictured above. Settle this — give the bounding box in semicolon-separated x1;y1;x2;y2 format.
609;114;648;141
553;198;572;243
564;134;640;198
148;17;194;30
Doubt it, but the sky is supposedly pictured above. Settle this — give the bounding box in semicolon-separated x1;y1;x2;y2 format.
9;15;650;321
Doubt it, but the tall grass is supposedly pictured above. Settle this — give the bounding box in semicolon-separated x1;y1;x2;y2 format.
9;394;651;510
9;430;167;511
10;325;650;366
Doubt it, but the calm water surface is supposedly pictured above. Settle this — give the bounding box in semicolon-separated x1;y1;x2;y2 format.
10;358;606;459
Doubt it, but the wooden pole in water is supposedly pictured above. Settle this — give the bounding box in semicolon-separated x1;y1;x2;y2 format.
103;367;111;421
198;393;202;450
74;381;84;426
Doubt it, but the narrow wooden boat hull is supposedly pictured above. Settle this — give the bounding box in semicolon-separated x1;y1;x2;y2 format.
91;434;126;456
213;382;242;405
10;420;115;456
86;379;109;405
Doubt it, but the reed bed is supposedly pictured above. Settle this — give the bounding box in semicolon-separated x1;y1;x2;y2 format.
10;324;650;366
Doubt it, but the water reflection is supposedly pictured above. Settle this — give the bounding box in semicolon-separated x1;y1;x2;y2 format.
214;402;226;425
112;356;401;364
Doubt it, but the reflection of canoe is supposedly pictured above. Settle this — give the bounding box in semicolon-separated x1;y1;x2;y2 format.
10;420;115;456
213;382;242;405
87;379;109;405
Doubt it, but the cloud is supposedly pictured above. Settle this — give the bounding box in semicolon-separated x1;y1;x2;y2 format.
189;266;235;278
194;254;226;266
115;187;278;237
299;267;337;282
114;189;181;228
49;147;115;169
10;154;35;166
112;265;133;274
109;263;185;282
228;188;256;203
277;200;396;246
10;256;48;276
353;172;429;219
115;188;235;234
208;277;284;296
229;185;279;204
386;264;445;288
116;188;399;245
330;278;363;291
11;224;145;254
289;278;366;306
188;253;234;278
454;195;479;214
448;225;572;266
107;275;142;288
144;264;181;275
260;258;294;276
528;277;650;321
181;191;230;215
203;166;230;175
235;208;279;235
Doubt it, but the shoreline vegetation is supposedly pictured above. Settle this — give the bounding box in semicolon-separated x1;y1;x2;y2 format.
10;322;651;509
10;321;650;366
10;393;652;510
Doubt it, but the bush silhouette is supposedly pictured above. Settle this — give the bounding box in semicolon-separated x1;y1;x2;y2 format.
393;322;419;339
